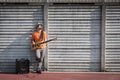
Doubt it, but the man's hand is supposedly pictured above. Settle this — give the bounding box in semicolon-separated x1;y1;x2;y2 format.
32;41;35;45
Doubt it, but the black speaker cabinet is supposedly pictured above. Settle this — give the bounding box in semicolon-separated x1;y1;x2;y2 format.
16;58;29;74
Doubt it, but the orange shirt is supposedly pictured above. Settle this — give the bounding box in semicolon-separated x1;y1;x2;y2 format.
32;31;47;49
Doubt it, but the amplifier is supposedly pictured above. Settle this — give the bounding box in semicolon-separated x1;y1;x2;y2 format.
16;58;29;74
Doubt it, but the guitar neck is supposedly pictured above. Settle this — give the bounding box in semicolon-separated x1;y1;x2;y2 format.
31;38;57;50
38;39;53;45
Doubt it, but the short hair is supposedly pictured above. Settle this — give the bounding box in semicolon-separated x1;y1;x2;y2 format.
35;23;43;29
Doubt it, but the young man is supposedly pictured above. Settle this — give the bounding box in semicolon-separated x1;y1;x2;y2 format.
31;24;47;73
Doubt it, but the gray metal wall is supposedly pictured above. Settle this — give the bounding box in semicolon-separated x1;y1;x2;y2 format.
0;0;44;3
105;6;120;72
0;5;43;73
48;5;101;72
0;3;120;73
47;0;101;3
0;0;120;3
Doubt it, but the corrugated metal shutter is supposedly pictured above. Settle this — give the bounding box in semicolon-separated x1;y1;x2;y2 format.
105;6;120;72
47;0;101;3
48;5;101;72
0;5;43;73
0;0;44;3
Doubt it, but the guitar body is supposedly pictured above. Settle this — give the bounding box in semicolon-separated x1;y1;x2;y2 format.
31;37;57;51
31;40;43;51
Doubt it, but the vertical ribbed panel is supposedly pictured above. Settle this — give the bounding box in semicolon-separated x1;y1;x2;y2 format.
0;0;44;2
105;6;120;72
0;5;43;73
48;5;101;72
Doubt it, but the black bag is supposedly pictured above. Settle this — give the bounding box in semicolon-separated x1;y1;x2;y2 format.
16;58;29;74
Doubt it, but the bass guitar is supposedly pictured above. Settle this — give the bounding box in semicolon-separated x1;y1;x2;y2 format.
31;37;57;50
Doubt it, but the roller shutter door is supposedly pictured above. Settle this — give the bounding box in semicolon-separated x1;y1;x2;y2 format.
48;5;101;72
0;5;43;73
105;6;120;72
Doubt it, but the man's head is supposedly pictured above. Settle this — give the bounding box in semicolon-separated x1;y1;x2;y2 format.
36;24;43;31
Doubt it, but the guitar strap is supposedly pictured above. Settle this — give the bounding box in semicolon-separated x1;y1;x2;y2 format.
40;30;44;41
39;31;44;53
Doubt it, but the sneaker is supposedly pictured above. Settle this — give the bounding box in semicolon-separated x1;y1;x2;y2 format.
37;69;42;74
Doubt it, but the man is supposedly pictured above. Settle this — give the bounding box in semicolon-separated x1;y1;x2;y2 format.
31;24;47;73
